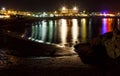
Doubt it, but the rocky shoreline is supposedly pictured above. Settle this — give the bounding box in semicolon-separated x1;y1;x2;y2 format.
74;31;120;66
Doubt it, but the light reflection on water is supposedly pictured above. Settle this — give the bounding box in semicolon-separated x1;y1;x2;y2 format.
25;18;114;46
88;18;92;39
48;20;54;43
41;20;47;42
80;18;87;42
60;19;67;45
117;19;120;30
72;19;79;43
101;18;112;34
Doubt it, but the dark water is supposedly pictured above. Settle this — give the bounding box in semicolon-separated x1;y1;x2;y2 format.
21;18;118;46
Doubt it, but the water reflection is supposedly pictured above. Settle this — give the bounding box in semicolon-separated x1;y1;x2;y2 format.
88;18;92;39
72;19;79;43
48;20;54;43
41;20;47;42
117;19;120;30
60;19;67;45
101;18;112;34
81;18;87;43
25;18;114;46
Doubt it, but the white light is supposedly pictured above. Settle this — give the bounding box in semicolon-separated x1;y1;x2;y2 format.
0;15;10;18
0;15;4;18
62;7;66;10
27;13;31;16
32;14;35;17
50;14;54;17
4;15;10;18
42;12;47;17
73;7;77;10
2;7;5;10
35;15;39;17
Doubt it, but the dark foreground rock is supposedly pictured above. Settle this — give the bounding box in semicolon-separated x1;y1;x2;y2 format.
0;32;120;76
2;34;73;57
74;31;120;68
0;30;76;57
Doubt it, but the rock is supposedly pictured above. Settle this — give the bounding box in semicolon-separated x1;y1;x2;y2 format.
104;31;120;59
74;32;120;65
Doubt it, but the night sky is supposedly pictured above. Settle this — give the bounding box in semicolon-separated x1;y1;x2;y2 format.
0;0;120;12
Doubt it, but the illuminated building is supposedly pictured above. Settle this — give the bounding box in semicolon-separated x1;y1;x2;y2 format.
59;6;78;16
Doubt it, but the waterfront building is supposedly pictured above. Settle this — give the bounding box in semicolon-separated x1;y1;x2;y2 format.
59;7;79;16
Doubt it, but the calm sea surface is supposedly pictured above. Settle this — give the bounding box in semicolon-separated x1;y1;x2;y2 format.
21;18;119;46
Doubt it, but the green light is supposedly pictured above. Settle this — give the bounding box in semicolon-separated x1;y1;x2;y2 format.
48;20;54;43
41;20;47;42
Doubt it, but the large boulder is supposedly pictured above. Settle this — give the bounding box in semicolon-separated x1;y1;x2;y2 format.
74;32;118;65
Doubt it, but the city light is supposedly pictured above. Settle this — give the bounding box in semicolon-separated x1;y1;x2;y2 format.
100;12;115;17
50;14;54;17
0;14;10;18
42;12;47;17
0;6;119;18
2;7;5;10
73;7;77;10
62;6;66;10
